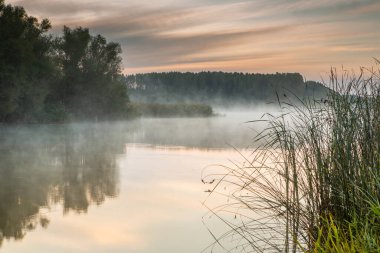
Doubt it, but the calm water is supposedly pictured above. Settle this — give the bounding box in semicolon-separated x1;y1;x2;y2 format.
0;111;271;252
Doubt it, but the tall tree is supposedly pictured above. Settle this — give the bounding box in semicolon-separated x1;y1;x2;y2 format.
55;26;129;120
0;0;54;122
125;72;329;105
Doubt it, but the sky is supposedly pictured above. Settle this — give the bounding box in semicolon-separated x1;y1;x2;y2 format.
7;0;380;81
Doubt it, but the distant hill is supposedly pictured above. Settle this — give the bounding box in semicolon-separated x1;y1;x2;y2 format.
125;72;329;106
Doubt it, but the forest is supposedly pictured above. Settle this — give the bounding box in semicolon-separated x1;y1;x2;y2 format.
0;0;329;123
0;0;130;123
125;72;329;106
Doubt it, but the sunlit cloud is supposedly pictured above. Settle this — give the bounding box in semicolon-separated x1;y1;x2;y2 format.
7;0;380;81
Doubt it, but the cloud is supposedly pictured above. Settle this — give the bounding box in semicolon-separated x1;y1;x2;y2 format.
12;1;292;69
120;25;294;66
7;0;380;80
8;0;109;17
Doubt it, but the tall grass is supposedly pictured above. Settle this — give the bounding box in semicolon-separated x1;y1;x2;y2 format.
202;63;380;252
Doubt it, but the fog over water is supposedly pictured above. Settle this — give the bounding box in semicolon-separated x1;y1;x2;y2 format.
0;107;279;253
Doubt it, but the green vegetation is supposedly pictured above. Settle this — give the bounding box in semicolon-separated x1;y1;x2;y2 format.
126;72;329;105
0;0;130;123
0;0;330;123
313;208;380;252
203;65;380;252
132;102;214;117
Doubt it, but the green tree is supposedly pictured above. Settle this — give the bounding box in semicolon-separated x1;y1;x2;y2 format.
55;26;129;120
0;0;54;122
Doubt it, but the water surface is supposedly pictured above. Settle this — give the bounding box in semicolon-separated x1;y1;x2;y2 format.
0;111;270;252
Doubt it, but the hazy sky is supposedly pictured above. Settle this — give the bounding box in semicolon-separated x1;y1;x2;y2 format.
7;0;380;81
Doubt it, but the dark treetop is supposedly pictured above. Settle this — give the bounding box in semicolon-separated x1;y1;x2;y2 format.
125;72;328;106
0;0;130;123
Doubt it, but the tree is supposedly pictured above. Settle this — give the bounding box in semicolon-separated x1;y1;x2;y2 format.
125;71;328;106
0;1;132;123
55;26;129;120
0;0;54;122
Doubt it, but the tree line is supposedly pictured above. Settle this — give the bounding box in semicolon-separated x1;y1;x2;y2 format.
0;0;330;123
125;72;328;106
0;0;130;123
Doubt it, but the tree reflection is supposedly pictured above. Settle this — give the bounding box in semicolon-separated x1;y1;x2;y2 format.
0;124;123;246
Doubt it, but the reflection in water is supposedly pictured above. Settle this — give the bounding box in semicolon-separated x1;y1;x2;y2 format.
0;111;271;251
0;124;121;246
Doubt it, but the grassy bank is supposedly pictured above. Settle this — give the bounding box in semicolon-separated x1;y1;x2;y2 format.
203;65;380;252
130;102;214;117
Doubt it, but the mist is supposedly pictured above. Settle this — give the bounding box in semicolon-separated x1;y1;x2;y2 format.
0;104;280;250
4;0;374;252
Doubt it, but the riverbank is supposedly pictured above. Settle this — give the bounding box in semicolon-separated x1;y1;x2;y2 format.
203;65;380;252
130;102;214;118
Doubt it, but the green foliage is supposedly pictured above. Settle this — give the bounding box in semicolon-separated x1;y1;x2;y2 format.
0;1;132;123
133;103;213;117
313;206;380;253
203;65;380;252
54;27;129;120
0;1;54;122
126;72;329;105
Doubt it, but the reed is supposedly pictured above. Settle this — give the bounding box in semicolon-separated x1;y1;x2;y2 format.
202;63;380;252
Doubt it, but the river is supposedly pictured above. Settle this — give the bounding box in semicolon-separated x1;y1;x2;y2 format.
0;110;273;252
